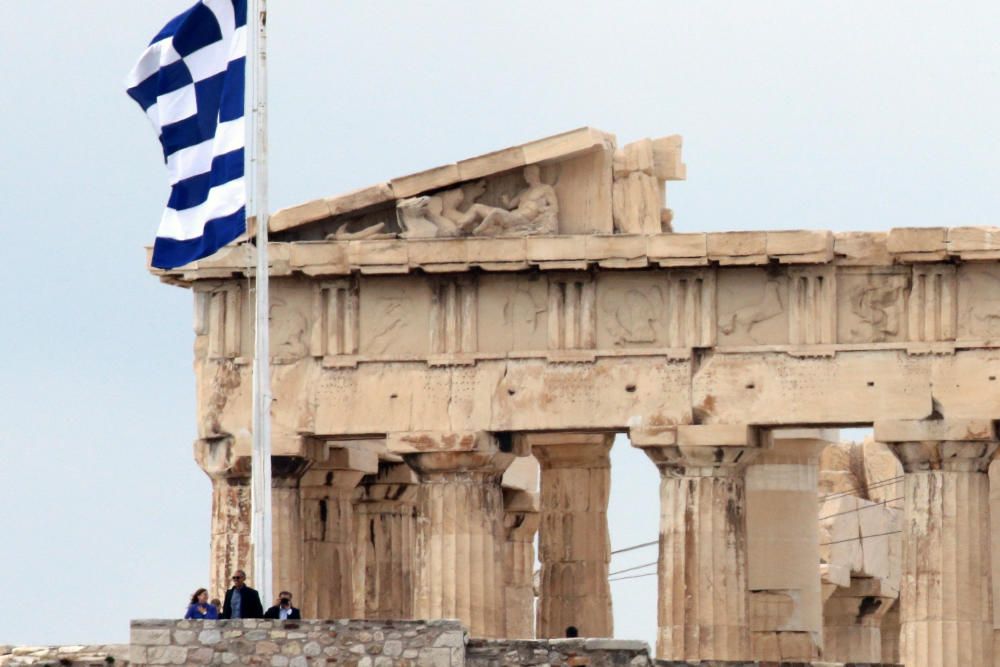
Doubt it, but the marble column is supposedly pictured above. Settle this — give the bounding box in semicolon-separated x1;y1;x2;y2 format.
632;425;761;662
746;429;831;661
396;431;512;639
195;437;252;599
352;462;419;620
822;577;894;663
503;488;540;638
528;433;613;639
270;455;311;603
299;442;378;619
877;419;998;667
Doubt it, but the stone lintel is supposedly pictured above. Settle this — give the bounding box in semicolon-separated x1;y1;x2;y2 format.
762;428;839;459
874;418;998;444
387;430;499;455
520;432;613;467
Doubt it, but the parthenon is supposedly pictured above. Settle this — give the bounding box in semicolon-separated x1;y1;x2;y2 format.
153;127;1000;666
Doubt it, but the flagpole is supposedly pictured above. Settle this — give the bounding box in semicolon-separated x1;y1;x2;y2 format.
249;0;273;605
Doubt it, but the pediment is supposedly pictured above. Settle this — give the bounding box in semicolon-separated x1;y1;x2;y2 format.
268;127;686;242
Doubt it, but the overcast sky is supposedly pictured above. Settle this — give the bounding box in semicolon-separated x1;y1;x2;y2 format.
1;0;999;648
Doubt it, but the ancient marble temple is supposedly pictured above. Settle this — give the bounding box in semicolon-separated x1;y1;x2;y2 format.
152;127;1000;667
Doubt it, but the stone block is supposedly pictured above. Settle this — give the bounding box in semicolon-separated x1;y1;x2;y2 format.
887;227;948;254
873;418;997;443
521;126;611;164
391;164;461;199
707;231;768;259
766;230;833;257
270;199;331;233
132;628;172;646
676;423;757;447
326;183;396;217
147;645;188;665
457;146;526;181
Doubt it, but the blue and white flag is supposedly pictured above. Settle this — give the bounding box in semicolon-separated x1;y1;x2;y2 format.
127;0;248;270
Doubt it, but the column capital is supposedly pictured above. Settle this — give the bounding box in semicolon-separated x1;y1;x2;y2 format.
194;436;250;479
875;419;999;472
387;430;502;455
520;432;613;468
356;462;420;505
301;440;380;490
631;424;762;476
503;489;540;541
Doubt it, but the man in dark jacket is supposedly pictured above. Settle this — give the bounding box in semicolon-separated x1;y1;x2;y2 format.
221;570;264;619
264;591;302;620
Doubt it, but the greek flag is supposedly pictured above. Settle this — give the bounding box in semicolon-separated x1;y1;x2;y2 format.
126;0;248;270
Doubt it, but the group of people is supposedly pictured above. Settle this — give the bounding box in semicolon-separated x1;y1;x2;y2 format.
184;569;301;620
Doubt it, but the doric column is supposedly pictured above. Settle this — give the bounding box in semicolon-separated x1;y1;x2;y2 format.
352;462;419;620
876;418;998;667
503;488;540;638
526;432;613;639
822;577;895;663
631;425;761;662
299;441;378;619
392;431;513;638
195;437;251;599
270;455;311;602
746;428;830;661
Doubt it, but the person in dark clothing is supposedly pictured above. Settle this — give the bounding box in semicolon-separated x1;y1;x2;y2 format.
264;591;302;620
220;570;264;619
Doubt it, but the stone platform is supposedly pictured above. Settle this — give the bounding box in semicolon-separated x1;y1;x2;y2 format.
123;619;900;667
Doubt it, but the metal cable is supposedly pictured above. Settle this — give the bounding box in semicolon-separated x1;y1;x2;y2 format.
818;496;904;521
608;561;657;577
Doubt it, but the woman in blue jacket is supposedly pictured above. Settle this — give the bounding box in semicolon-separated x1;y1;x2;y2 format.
184;588;219;620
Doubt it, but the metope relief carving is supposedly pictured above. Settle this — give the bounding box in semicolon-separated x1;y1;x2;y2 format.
476;275;548;354
310;279;359;359
957;264;1000;340
269;297;309;364
601;285;660;346
548;273;596;351
907;265;956;342
358;277;432;357
397;165;558;239
717;269;788;346
837;268;908;344
430;276;477;355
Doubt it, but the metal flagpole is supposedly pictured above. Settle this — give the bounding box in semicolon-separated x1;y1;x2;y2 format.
249;0;273;605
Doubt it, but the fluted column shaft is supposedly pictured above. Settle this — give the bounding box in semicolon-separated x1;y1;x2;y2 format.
352;464;419;620
299;442;377;619
405;449;512;638
271;456;310;602
884;429;998;667
503;489;540;638
195;438;252;599
531;434;613;638
209;475;251;599
635;427;760;662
